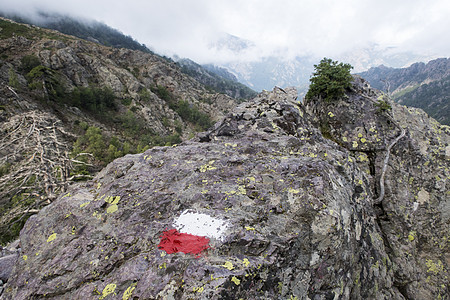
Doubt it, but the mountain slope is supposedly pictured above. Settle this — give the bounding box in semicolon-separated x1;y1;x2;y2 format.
0;11;151;53
358;58;450;124
176;58;257;100
0;11;256;100
0;17;239;244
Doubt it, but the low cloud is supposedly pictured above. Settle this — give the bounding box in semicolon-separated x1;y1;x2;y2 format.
1;0;449;64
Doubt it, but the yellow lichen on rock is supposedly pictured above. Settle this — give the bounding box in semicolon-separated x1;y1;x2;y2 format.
199;161;217;172
193;286;204;293
425;259;443;274
105;196;120;205
99;283;116;299
122;285;136;300
243;258;250;267
46;233;57;243
288;188;300;194
80;201;90;208
222;261;234;270
107;204;118;214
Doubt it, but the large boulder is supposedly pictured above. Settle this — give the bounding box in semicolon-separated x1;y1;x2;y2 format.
1;85;449;299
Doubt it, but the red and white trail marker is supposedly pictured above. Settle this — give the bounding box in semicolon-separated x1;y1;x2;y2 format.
158;210;230;256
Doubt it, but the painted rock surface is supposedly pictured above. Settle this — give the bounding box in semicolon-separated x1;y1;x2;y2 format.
2;83;449;299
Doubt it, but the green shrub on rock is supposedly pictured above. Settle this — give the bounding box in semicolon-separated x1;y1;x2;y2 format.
306;58;353;102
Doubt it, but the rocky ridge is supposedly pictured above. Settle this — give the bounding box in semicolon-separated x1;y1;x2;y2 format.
1;78;448;299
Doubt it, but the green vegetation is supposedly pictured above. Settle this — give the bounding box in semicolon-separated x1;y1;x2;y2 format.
8;67;19;89
177;59;257;100
375;99;392;113
138;88;152;102
24;64;117;114
0;214;31;245
20;55;41;73
0;19;33;39
394;76;450;125
16;63;183;174
121;97;132;106
151;85;213;130
26;65;66;101
151;85;172;102
71;119;181;177
0;163;11;177
306;58;353;102
172;100;213;130
392;85;419;100
0;18;70;42
69;86;117;112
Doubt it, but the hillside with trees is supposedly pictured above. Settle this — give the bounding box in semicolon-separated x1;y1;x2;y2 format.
0;11;256;100
0;17;239;243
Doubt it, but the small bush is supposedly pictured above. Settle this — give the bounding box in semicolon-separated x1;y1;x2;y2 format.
8;68;19;89
121;98;132;106
26;65;66;101
20;55;41;73
306;58;353;102
138;88;152;102
151;85;172;102
375;100;392;113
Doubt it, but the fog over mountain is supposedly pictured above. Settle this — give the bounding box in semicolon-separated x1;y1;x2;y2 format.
2;0;448;94
1;0;448;64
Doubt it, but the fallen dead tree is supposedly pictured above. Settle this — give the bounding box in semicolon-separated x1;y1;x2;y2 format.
0;106;92;243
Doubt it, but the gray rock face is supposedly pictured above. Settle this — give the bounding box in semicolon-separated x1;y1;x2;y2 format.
0;254;18;282
1;84;449;299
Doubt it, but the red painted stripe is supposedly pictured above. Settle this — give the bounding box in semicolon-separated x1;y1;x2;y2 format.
158;229;210;256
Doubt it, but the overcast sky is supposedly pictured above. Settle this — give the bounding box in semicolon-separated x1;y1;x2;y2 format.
1;0;449;63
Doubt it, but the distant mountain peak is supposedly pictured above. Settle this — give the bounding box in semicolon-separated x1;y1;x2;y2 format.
208;33;255;53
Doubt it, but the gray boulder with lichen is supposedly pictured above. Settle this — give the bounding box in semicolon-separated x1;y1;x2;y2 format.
1;81;448;299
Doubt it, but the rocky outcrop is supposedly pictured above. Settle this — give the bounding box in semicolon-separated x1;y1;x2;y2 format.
1;81;448;299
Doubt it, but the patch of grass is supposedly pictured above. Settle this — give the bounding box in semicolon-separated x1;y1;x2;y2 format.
392;85;419;100
0;19;33;39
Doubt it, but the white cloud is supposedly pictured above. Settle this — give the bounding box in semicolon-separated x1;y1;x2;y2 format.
1;0;449;63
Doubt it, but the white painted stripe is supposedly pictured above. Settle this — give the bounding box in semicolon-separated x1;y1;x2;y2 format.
173;210;229;241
